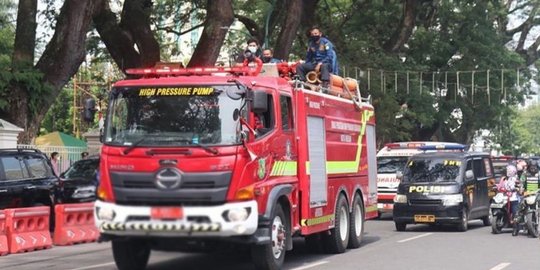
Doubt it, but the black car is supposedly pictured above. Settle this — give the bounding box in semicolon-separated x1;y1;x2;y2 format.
393;150;496;232
58;156;99;203
0;148;59;209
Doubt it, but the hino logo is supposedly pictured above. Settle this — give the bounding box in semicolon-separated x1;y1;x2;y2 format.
155;168;182;189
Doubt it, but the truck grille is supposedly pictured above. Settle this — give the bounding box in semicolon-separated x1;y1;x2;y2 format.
110;171;231;206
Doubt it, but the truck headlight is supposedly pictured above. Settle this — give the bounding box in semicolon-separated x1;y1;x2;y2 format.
96;207;116;221
223;208;251;222
525;195;537;206
393;194;407;204
443;194;463;206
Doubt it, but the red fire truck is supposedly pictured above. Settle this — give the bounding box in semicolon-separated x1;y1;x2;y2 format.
93;62;378;270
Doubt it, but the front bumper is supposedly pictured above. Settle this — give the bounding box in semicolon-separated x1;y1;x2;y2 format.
393;203;463;224
94;200;258;237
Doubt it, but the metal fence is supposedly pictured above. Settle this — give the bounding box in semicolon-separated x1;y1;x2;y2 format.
17;144;88;174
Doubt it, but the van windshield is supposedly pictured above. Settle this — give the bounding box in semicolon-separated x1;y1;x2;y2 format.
377;157;408;173
403;158;462;183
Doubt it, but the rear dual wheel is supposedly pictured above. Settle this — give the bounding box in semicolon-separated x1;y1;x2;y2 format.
323;195;350;253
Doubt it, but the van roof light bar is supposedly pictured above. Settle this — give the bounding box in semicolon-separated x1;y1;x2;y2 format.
418;144;466;151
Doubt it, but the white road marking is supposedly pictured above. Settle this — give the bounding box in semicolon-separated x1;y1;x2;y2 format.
289;261;329;270
397;233;433;243
69;262;116;270
489;263;511;270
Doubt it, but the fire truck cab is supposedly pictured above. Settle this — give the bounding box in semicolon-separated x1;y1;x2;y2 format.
94;63;377;270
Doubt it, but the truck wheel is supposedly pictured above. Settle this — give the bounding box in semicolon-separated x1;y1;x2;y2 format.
457;209;468;232
526;212;539;238
348;195;364;249
112;239;150;270
251;204;287;270
395;222;406;231
323;195;350;254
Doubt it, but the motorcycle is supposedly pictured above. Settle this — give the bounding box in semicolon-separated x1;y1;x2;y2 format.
511;191;540;237
491;192;513;234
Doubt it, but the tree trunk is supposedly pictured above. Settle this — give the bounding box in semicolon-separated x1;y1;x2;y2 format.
274;0;303;61
7;0;104;143
94;0;160;71
2;0;37;143
383;0;418;53
188;0;234;67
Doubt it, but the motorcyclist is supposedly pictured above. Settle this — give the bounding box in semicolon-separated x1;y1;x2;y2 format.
501;164;520;223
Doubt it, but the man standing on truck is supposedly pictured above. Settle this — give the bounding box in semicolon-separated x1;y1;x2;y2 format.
296;26;338;89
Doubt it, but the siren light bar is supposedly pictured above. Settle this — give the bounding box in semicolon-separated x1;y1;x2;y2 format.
385;142;426;149
418;144;466;151
125;66;254;77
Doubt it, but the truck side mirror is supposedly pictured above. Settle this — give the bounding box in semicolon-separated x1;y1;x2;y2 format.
465;170;474;181
396;171;403;180
83;98;96;122
252;91;268;114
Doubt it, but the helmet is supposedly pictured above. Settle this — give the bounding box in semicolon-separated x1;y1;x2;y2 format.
506;164;517;177
516;160;527;171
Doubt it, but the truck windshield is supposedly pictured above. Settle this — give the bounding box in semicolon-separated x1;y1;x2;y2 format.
104;85;244;146
377;157;408;173
403;158;462;183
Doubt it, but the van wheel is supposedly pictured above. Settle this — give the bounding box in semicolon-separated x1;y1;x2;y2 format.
348;195;364;249
395;222;406;231
251;204;287;270
457;209;468;232
112;239;150;270
323;195;350;254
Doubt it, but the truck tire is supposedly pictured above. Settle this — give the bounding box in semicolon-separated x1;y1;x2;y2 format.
457;209;468;232
526;212;539;238
323;195;350;254
251;204;287;270
112;239;150;270
348;194;364;249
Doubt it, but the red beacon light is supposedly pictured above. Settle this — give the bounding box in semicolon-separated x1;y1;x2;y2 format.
384;142;426;150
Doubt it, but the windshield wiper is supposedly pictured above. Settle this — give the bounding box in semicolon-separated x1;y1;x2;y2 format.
155;138;219;155
123;136;154;155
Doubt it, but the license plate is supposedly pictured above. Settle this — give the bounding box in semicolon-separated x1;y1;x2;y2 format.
151;207;183;220
414;215;435;223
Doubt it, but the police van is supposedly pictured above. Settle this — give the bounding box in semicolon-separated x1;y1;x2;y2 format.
392;145;495;231
376;141;463;216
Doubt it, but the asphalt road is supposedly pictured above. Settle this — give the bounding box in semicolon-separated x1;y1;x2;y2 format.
0;214;538;270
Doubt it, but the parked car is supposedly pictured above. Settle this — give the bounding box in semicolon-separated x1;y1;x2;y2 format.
0;148;59;209
57;155;99;203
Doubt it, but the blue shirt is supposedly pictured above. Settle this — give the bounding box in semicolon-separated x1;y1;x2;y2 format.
306;37;338;74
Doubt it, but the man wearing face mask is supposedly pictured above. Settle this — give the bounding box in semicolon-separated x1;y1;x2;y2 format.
296;26;338;89
262;48;281;63
236;38;262;63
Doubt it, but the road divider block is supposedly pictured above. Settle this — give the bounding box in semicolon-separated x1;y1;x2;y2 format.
5;206;52;253
0;211;8;256
53;203;99;246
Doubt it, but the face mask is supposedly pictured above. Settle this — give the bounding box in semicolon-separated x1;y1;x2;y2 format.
262;56;271;63
310;35;321;42
248;46;257;54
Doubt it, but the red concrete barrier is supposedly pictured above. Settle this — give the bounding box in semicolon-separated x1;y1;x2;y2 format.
53;203;99;246
0;211;8;256
5;206;52;253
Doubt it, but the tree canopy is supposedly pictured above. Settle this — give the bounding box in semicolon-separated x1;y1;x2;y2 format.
0;0;539;151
